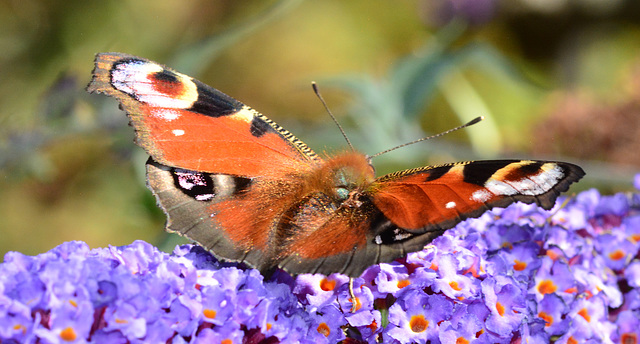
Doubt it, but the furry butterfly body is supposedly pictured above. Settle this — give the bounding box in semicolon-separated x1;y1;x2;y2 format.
88;53;584;277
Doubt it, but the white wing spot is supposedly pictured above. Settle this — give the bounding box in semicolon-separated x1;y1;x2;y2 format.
445;201;456;209
471;189;492;203
151;108;180;121
172;129;185;136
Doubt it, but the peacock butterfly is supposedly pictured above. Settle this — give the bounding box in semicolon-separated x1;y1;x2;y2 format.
87;52;584;277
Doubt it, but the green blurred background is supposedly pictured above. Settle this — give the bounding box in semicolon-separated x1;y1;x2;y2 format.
2;0;640;258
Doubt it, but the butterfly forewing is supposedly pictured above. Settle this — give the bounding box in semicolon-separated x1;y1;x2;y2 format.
370;160;585;231
88;52;319;178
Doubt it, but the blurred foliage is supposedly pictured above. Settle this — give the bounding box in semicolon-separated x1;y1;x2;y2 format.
1;0;640;258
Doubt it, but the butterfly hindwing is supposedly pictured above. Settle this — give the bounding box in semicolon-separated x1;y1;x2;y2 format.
145;159;268;265
87;52;319;178
276;202;448;276
146;158;310;272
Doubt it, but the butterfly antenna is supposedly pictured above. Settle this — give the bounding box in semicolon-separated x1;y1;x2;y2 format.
369;116;484;159
312;82;355;151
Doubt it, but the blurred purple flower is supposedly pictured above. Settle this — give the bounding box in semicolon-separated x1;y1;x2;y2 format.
419;0;497;27
2;181;640;342
613;310;640;343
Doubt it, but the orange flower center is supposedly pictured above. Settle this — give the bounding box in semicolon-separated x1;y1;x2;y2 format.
60;327;77;341
513;260;527;271
537;280;557;294
496;302;505;316
320;278;336;291
409;315;429;333
578;308;591;322
449;281;462;291
397;279;410;289
12;324;26;334
203;309;217;319
620;332;638;344
609;249;626;261
317;323;331;337
538;311;553;326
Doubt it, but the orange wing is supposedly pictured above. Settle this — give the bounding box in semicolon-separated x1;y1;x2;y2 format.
88;53;322;271
370;160;585;232
87;52;319;178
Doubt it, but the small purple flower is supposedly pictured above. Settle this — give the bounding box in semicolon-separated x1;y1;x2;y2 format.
518;320;550;344
531;258;576;303
431;253;479;300
626;261;640;288
420;0;497;27
622;289;640;315
544;225;586;259
167;296;200;337
336;279;376;327
573;259;623;308
233;287;267;329
199;285;234;326
535;294;569;336
483;224;533;251
307;304;347;343
496;241;542;278
438;312;483;344
550;204;590;231
0;301;39;343
363;262;411;298
613;310;640;343
481;275;526;337
293;273;348;310
385;289;453;343
565;294;616;342
554;322;593;344
596;233;635;271
108;240;166;274
102;302;147;339
196;321;244;343
35;297;94;343
595;193;630;218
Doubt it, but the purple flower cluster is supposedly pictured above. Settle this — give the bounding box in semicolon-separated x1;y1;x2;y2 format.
2;181;640;343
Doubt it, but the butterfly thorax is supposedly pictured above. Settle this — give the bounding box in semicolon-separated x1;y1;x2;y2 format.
276;152;374;236
308;151;375;204
273;152;377;261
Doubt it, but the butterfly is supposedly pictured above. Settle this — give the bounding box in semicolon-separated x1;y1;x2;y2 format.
87;52;584;278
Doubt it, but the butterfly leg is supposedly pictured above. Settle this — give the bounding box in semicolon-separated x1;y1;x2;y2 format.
349;277;357;313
